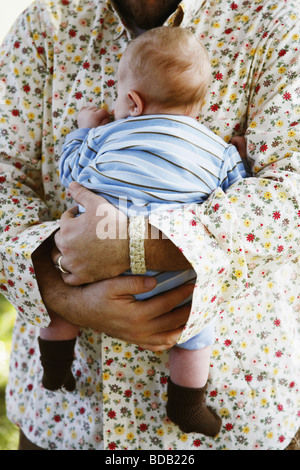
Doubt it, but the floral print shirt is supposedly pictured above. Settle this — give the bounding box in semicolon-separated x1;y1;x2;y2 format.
0;0;299;450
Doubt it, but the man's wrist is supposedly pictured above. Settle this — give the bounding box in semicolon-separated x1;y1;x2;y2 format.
144;222;192;271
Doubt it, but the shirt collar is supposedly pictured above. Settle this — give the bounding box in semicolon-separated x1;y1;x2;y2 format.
106;0;206;39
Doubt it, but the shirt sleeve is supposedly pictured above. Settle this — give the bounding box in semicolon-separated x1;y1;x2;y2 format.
149;16;300;343
59;128;91;187
0;5;57;327
219;144;248;192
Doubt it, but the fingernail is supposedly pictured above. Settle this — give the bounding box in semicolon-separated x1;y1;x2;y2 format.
144;277;157;289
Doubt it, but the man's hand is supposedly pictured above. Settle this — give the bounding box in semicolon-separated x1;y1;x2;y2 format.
54;182;130;285
80;276;193;351
33;238;193;351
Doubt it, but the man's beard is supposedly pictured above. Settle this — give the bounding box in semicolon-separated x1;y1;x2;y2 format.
113;0;181;30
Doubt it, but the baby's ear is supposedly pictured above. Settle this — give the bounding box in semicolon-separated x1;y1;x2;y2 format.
128;90;144;116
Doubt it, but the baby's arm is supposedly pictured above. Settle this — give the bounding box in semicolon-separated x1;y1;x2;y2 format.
77;106;111;129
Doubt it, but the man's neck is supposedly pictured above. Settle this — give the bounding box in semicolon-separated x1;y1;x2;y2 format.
112;0;182;32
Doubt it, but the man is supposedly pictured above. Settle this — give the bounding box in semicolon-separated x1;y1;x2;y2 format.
0;0;299;450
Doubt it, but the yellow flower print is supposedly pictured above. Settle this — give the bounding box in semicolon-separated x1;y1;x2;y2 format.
85;78;93;87
113;344;122;353
68;108;75;115
47;429;52;437
230;93;237;101
288;130;296;138
61;126;70;136
103;372;110;380
74;55;82;63
157;428;164;436
94;86;101;94
180;434;188;442
124;351;131;359
229;390;237;397
234;269;243;278
66;44;74;53
134;408;144;417
263;191;272;200
239;67;247;78
249;121;257;128
292;34;299;41
27;112;35;120
127;433;134;440
115;426;124;435
267;432;274;440
219;408;230;418
264;346;270;354
243;426;250;434
278;66;286;74
70;431;77;439
212;349;220;358
134;366;144;375
276;120;284;127
221;364;230;373
264;242;271;249
105;65;114;74
143;390;151;398
243;219;251;227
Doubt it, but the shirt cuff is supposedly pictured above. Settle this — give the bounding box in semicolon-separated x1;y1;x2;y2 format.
149;188;248;343
0;220;59;328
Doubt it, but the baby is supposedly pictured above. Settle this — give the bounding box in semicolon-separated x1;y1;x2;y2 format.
39;27;247;437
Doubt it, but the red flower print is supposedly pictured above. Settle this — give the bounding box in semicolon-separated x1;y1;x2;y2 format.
54;415;61;422
14;41;20;48
139;423;148;432
0;176;6;183
274;318;281;327
69;29;76;37
83;61;90;69
108;442;116;450
260;144;268;152
211;104;219;112
225;423;233;431
107;80;115;87
193;439;201;447
108;410;116;419
245;374;253;382
231;2;238;9
12;109;19;116
215;72;223;81
23;84;31;93
272;211;281;220
224;339;232;347
283;92;291;101
277;245;284;253
75;92;82;100
213;203;220;211
278;49;287;57
246;233;255;242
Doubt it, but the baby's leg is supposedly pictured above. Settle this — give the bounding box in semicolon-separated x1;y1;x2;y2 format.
167;346;222;437
38;312;79;391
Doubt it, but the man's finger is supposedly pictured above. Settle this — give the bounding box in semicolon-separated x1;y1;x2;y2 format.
104;275;158;296
59;205;79;222
69;181;107;209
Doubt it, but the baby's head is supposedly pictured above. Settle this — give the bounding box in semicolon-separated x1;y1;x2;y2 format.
114;26;212;120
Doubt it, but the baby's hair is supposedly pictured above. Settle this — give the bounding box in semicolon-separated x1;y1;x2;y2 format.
119;26;212;113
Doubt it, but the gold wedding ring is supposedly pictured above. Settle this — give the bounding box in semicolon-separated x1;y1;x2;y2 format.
55;255;70;274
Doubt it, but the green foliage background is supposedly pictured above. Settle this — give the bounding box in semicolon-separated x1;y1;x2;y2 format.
0;294;18;450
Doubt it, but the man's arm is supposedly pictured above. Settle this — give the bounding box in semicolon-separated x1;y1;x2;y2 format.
33;234;193;351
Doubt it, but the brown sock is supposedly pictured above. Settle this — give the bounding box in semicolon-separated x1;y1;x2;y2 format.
166;378;222;437
38;337;77;392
